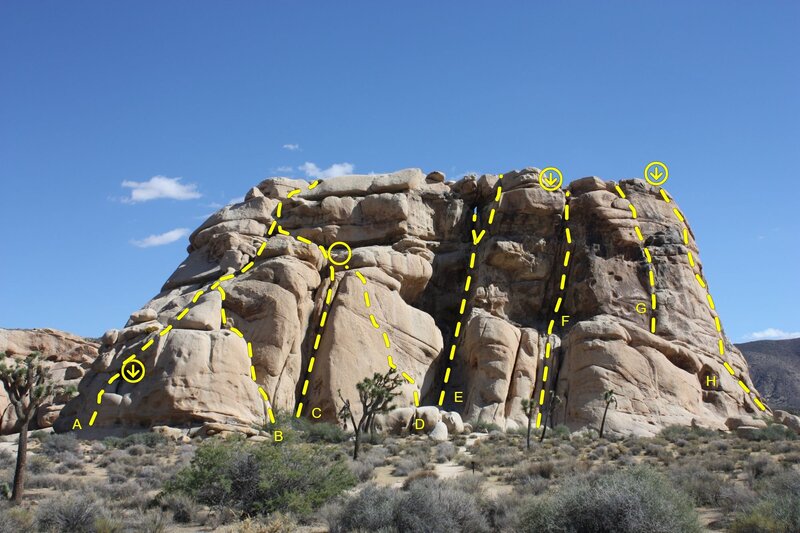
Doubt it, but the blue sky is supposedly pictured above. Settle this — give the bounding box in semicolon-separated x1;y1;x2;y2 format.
1;2;798;342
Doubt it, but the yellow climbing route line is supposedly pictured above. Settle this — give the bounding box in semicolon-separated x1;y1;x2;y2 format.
438;174;505;407
355;272;421;406
79;179;331;429
294;274;336;418
534;188;572;428
657;188;767;412
614;183;659;335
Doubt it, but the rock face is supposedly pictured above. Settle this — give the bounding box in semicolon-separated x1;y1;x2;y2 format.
737;338;800;412
0;328;98;434
56;169;768;437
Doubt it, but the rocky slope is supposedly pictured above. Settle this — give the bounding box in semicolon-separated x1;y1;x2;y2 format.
738;338;800;413
56;168;769;437
0;328;98;434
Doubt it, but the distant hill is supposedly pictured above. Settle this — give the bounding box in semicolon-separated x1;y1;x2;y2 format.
737;338;800;414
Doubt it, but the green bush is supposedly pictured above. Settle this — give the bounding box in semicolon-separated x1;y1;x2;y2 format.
730;495;800;533
0;506;35;532
740;424;797;442
514;466;702;533
165;440;355;517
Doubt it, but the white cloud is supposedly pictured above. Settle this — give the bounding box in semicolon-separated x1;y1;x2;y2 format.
298;162;355;180
282;144;300;151
121;176;201;203
743;328;800;341
131;228;190;248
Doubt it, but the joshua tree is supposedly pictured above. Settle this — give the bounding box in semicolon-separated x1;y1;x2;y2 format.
337;367;403;460
521;397;535;450
538;392;562;443
0;352;66;503
598;389;617;439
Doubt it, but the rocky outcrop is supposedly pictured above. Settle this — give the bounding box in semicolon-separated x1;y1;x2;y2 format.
0;328;98;434
56;168;769;437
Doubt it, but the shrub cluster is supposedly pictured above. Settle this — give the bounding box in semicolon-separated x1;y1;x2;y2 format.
165;439;356;517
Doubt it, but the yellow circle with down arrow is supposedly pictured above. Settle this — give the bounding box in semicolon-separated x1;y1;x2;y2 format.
538;167;564;192
644;161;669;186
121;358;146;384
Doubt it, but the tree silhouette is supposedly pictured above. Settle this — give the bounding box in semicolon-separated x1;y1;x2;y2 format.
598;389;617;439
0;352;69;503
337;367;403;460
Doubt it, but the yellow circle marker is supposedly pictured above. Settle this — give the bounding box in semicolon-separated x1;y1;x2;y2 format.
644;161;669;186
121;359;145;384
538;167;564;192
327;241;352;266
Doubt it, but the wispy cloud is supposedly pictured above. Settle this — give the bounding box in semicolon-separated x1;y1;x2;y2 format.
121;176;201;203
298;162;354;180
743;328;800;341
282;143;300;151
275;165;293;173
131;228;190;248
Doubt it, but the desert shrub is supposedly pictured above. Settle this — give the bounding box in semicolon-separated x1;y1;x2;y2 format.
746;454;783;486
659;425;715;442
0;506;35;532
434;442;457;463
471;419;501;433
347;459;376;482
0;449;14;469
292;418;349;443
669;465;725;506
328;477;491;533
730;494;800;533
30;430;50;442
103;432;166;450
41;433;80;457
27;454;51;474
551;424;571;439
160;492;196;523
326;483;401;533
36;493;101;533
514;466;701;533
165;440;355;517
741;424;797;442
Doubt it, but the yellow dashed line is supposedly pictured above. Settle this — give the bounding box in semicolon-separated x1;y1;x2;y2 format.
307;357;315;372
542;366;549;382
142;339;154;351
230;327;244;338
108;373;120;385
657;187;768;413
302;380;309;395
369;314;380;328
160;325;173;336
220;274;235;281
250;365;257;381
241;261;254;273
444;367;451;383
176;308;189;321
297;236;312;245
287;188;301;198
650;317;656;333
644;248;652;263
464;275;472;292
192;290;204;303
278;225;290;236
459;299;467;314
560;274;567;290
309;180;320;189
268;221;277;235
355;271;367;284
364;292;371;308
276;202;283;218
449;345;456;360
563;251;571;267
217;286;226;300
247;342;253;358
438;390;446;406
402;372;414;384
387;355;396;369
96;390;104;404
545;342;551;359
615;185;626;199
258;386;269;401
326;288;333;304
89;411;98;426
469;253;476;269
635;226;644;241
257;242;267;256
628;204;638;219
320;311;328;328
554;297;563;313
220;309;227;326
211;281;220;290
414;391;420;407
382;332;391;348
565;227;572;244
547;320;555;335
295;402;304;417
123;353;138;364
314;333;322;350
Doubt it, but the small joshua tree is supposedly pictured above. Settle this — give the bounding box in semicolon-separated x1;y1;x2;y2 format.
598;389;617;439
0;352;66;503
538;392;562;443
337;368;403;460
521;397;535;450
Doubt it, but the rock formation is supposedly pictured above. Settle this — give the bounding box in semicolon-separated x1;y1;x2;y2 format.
0;328;98;434
55;168;770;437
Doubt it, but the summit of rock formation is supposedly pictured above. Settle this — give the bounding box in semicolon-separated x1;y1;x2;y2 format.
56;168;769;437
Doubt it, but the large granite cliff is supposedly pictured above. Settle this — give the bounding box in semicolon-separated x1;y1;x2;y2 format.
55;168;770;437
